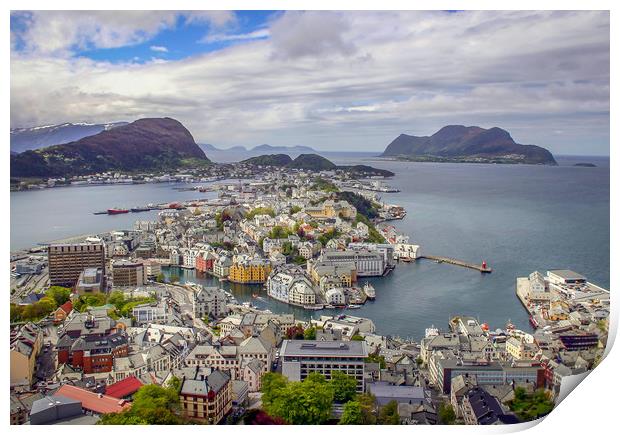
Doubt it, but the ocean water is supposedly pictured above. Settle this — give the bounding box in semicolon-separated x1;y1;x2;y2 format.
10;155;609;340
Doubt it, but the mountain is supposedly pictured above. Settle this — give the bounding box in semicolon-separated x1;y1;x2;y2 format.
381;125;557;165
251;144;315;154
241;154;294;166
240;153;395;177
10;121;129;154
287;154;337;170
11;117;209;178
197;143;318;163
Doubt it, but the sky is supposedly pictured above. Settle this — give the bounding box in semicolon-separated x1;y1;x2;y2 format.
10;10;610;155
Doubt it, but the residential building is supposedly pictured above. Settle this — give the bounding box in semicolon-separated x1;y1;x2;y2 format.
229;256;272;284
192;286;229;320
10;323;43;388
180;370;232;424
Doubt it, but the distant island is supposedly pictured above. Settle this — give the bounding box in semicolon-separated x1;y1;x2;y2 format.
10;118;210;178
574;163;597;167
241;153;395;177
381;125;557;165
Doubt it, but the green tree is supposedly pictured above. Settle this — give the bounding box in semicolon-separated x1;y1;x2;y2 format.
303;327;316;340
46;286;71;306
262;372;334;424
155;272;165;283
330;371;357;403
98;384;183;425
351;335;364;341
108;291;126;310
364;354;386;369
378;400;400;425
290;205;302;214
357;393;378;424
438;402;456;425
339;401;364;424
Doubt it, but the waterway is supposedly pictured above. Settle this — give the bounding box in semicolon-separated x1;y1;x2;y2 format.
11;155;610;340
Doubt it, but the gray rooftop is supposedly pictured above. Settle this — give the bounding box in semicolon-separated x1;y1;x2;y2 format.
548;270;587;281
281;340;368;357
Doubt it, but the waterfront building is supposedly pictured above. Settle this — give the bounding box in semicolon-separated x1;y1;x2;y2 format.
48;242;106;287
228;256;272;284
75;267;104;294
308;259;356;285
281;340;368;392
319;248;386;277
266;265;318;306
289;281;316;306
180;369;232;424
324;288;346;305
111;259;146;287
10;323;43;388
506;337;540;360
213;255;232;279
143;259;162;279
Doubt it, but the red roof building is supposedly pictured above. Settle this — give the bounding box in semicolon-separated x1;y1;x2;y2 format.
54;385;132;414
54;301;73;323
105;376;144;399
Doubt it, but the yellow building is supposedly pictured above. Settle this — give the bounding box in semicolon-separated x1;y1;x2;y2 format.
229;257;272;284
10;323;43;388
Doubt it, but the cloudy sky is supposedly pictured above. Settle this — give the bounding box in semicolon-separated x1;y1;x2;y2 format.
10;10;610;155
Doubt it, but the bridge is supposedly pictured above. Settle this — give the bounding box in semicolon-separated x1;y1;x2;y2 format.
419;255;492;273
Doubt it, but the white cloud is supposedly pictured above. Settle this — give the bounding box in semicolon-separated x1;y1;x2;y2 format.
150;45;168;52
10;11;610;155
200;28;270;44
11;11;235;56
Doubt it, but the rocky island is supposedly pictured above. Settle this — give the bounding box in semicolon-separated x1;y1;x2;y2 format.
381;125;557;165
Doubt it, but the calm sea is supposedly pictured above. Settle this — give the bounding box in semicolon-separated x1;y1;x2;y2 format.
10;154;610;340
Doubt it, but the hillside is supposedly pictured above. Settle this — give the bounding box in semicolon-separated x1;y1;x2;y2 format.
381;125;557;165
287;154;337;171
11;117;210;178
240;153;394;177
241;154;294;166
10;121;128;154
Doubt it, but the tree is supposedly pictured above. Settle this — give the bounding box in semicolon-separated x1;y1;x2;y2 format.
438;402;456;425
155;272;165;283
330;371;357;403
303;327;316;340
98;384;183;425
46;286;71;306
108;291;126;310
290;205;302;214
351;335;364;341
378;400;400;425
357;393;378;424
339;401;364;424
365;354;386;369
261;372;334;424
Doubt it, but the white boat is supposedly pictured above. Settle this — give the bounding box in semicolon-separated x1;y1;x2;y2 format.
363;282;376;299
347;304;362;309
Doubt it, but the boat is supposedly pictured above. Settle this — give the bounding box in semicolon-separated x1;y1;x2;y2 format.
93;211;108;215
347;304;362;309
107;208;129;215
324;305;336;309
363;282;376;300
131;206;151;212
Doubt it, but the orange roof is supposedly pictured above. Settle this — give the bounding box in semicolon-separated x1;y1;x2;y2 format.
58;301;73;314
54;384;132;414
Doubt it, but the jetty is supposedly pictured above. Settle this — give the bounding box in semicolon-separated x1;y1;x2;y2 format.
419;255;492;273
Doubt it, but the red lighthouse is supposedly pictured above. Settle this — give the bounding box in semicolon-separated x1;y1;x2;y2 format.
482;260;487;269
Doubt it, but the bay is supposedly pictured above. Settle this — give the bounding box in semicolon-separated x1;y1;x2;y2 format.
10;155;610;340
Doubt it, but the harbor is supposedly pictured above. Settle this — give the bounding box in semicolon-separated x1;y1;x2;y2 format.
418;255;492;273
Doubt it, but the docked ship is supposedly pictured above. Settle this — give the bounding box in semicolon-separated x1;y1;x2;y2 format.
131;206;151;212
107;208;129;215
363;282;376;300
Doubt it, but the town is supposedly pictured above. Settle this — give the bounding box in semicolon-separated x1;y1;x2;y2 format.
9;165;609;426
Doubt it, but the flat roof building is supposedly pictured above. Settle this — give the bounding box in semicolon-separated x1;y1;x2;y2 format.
281;340;368;392
48;243;105;287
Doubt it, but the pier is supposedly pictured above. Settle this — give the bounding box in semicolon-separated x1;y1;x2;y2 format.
419;255;492;273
